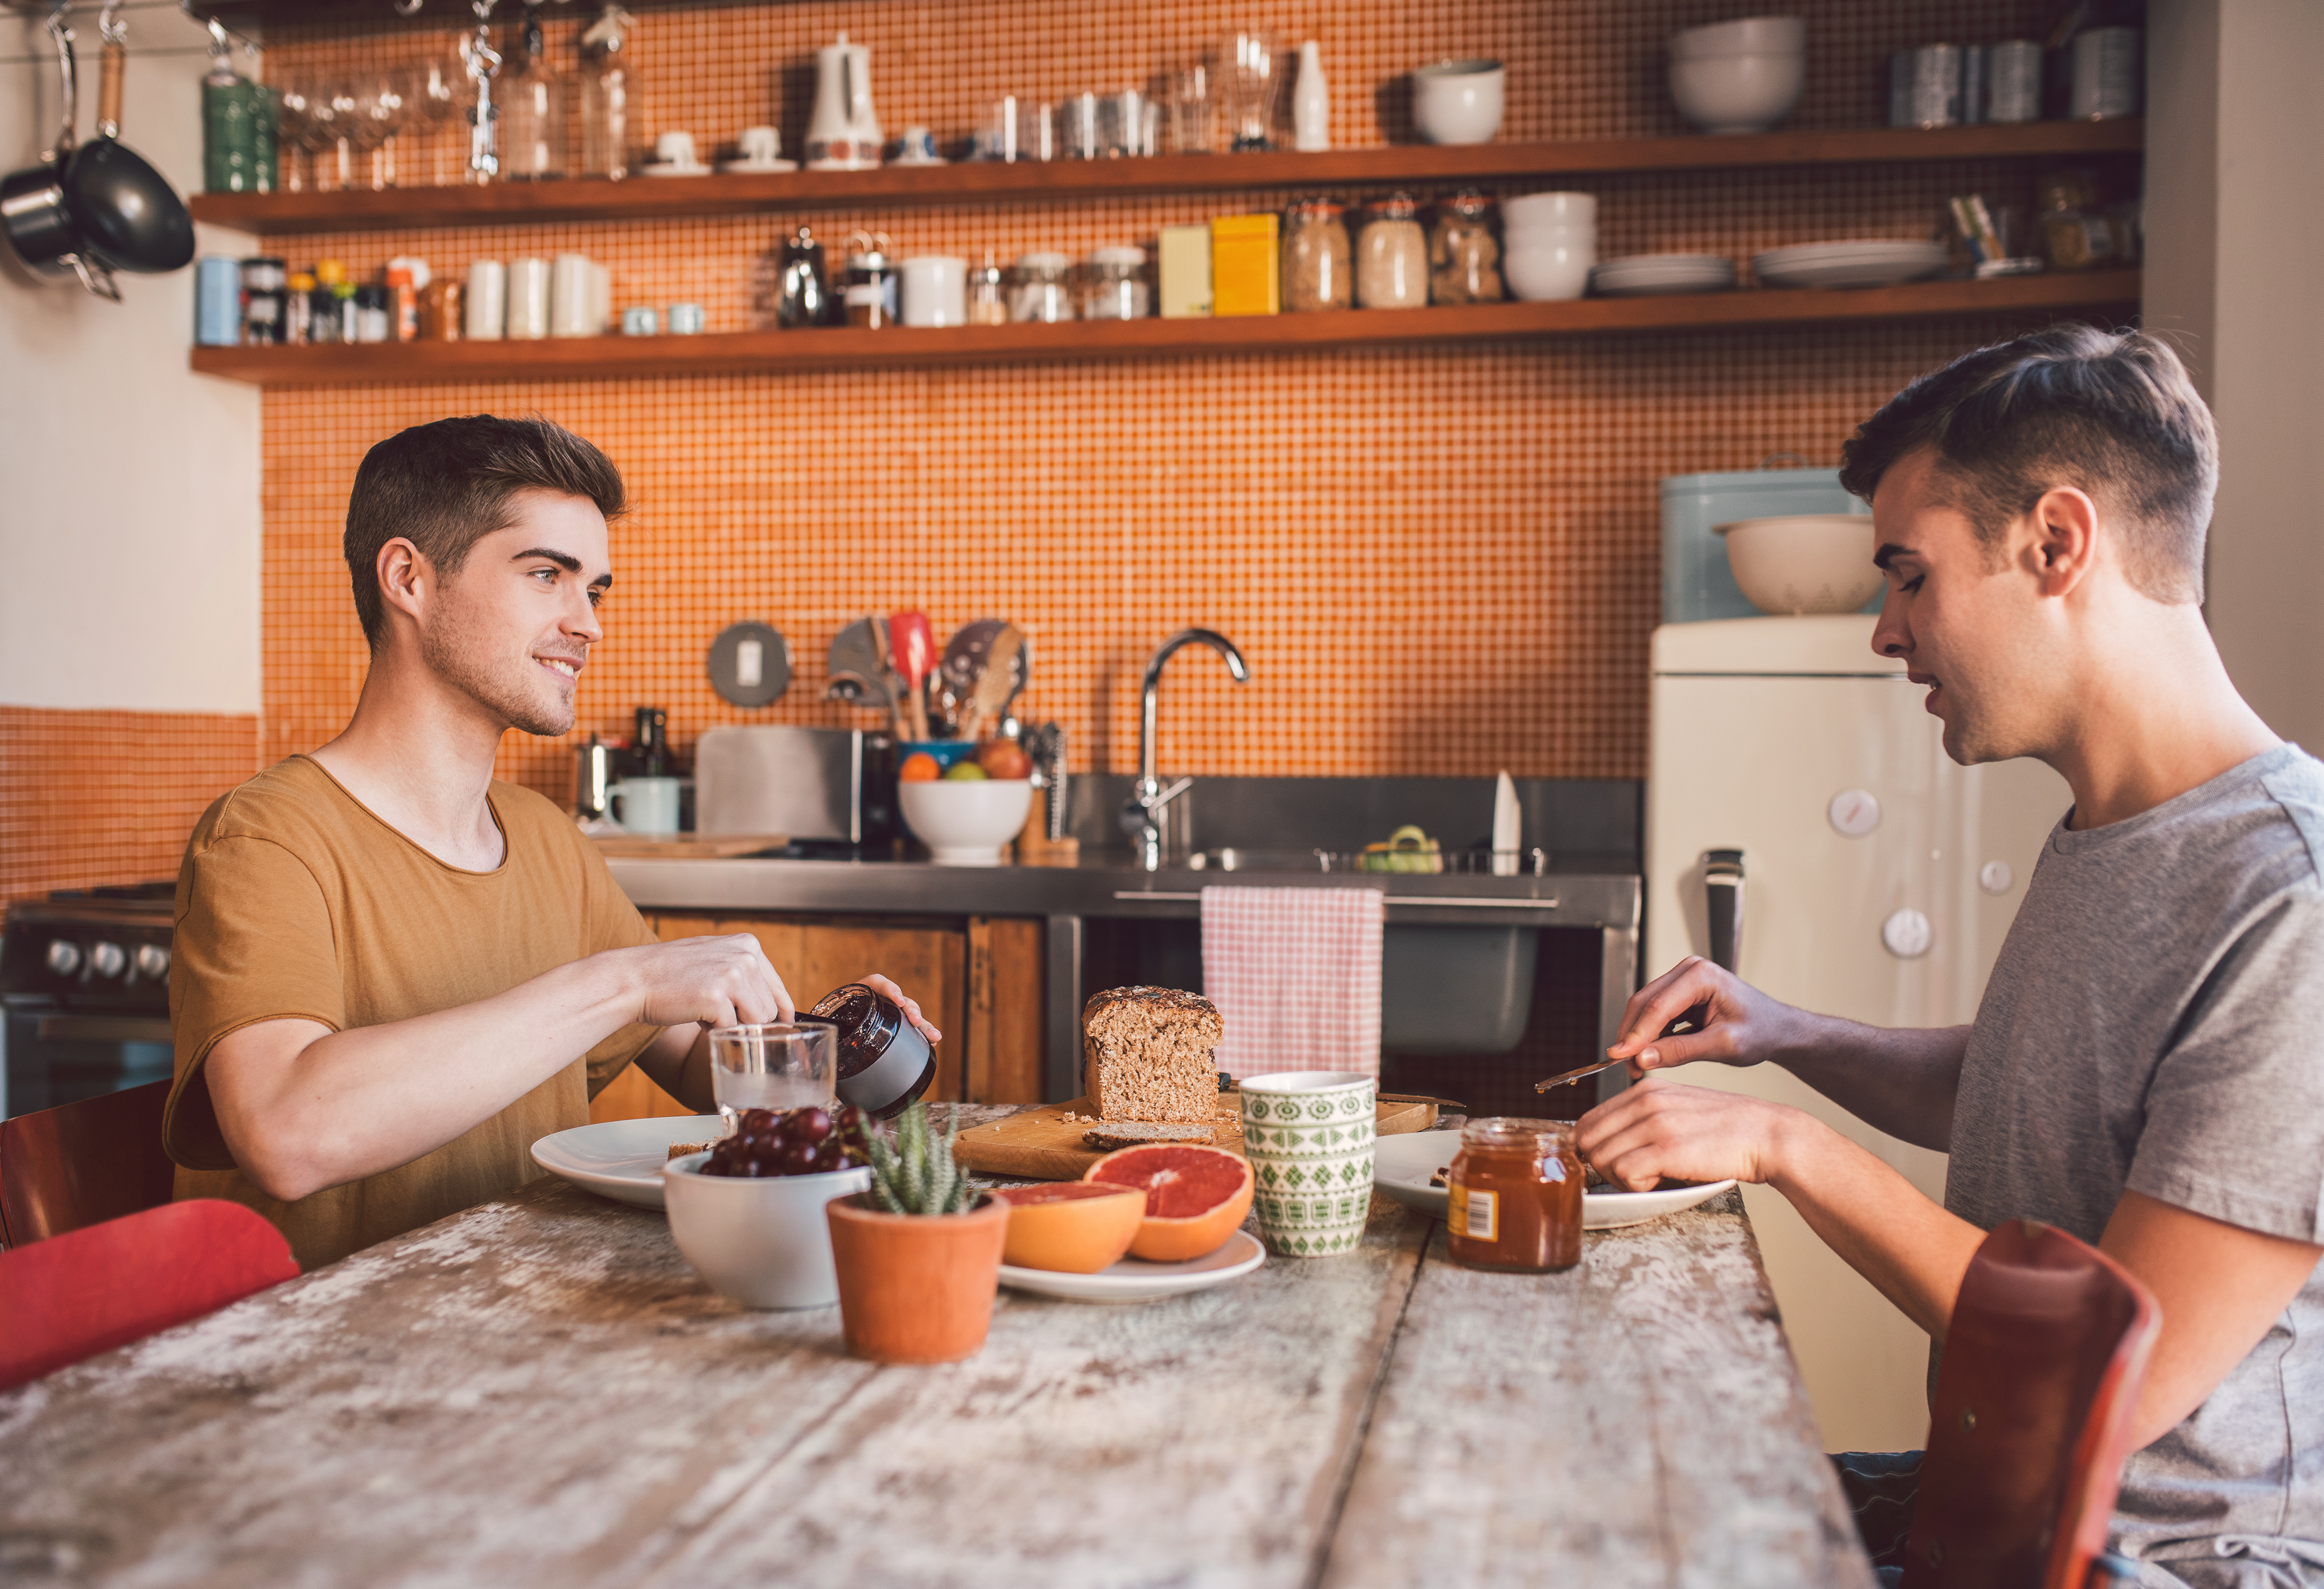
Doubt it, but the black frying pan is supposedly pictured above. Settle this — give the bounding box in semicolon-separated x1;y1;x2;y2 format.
66;16;194;274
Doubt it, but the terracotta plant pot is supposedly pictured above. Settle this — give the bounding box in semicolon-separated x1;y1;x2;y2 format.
826;1192;1009;1364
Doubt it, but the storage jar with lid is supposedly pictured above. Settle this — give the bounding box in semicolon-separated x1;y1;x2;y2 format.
1429;190;1505;305
844;233;897;328
967;252;1008;325
1445;1117;1583;1273
1010;251;1075;323
806;982;936;1119
1079;245;1150;320
1282;196;1351;312
1355;193;1428;310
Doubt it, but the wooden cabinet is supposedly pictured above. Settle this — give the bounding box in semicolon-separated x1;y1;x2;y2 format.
589;913;1046;1123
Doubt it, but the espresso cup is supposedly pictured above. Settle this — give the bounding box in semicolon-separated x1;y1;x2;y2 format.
608;775;682;835
737;125;781;163
1239;1071;1377;1258
655;129;698;168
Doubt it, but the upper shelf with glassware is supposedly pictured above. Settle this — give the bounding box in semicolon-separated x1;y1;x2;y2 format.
189;120;2144;236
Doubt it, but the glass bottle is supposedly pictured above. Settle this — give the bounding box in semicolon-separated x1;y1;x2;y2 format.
578;3;640;180
1282;196;1351;311
498;1;566;180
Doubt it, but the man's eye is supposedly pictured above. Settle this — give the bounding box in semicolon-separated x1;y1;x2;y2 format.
1904;576;1925;593
586;588;603;607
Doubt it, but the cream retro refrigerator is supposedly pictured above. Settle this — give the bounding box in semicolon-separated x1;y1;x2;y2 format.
1646;615;2069;1451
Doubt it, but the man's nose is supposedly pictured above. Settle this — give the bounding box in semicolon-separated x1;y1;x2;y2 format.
1870;588;1910;658
567;592;604;644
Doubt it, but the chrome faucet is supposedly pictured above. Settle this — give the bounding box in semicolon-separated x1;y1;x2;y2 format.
1121;628;1249;871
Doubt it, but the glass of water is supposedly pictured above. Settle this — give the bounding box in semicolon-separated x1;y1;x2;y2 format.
708;1023;837;1121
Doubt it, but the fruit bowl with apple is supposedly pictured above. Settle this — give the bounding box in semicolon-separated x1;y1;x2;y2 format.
897;739;1035;866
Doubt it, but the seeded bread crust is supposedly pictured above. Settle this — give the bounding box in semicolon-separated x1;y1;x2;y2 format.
1083;986;1224;1123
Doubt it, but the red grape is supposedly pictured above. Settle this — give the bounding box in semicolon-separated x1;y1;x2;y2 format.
794;1107;833;1145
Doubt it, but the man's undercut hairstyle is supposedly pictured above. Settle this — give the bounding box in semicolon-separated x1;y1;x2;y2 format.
343;414;626;648
1838;325;2218;604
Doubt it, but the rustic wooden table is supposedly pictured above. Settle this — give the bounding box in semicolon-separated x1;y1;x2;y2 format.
0;1107;1873;1589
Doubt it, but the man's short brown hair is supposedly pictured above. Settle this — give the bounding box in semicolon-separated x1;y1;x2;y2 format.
343;415;626;648
1838;325;2218;604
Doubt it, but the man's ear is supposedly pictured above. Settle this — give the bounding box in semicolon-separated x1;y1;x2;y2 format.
2026;485;2099;599
375;537;433;632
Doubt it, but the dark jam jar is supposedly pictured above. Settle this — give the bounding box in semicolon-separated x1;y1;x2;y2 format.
808;983;935;1120
1446;1118;1583;1273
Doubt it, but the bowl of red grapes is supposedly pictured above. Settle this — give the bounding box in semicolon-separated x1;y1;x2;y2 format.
698;1105;871;1179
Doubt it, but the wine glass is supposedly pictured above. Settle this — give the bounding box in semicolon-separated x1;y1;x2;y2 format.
347;70;410;188
273;75;326;191
407;52;465;185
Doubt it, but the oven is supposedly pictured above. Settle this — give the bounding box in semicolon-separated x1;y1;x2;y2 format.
1;882;176;1119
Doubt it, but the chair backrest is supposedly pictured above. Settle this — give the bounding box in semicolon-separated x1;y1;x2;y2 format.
1903;1219;2161;1589
0;1078;178;1247
0;1198;298;1392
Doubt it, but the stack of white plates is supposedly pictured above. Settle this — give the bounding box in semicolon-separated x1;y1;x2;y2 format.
1589;254;1736;297
1752;240;1951;289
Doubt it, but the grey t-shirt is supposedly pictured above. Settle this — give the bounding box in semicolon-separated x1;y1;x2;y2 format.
1949;742;2324;1589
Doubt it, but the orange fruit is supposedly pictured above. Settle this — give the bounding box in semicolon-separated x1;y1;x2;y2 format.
993;1183;1146;1273
899;752;941;782
1082;1143;1255;1262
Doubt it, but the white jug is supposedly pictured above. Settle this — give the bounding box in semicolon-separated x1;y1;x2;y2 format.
806;34;882;170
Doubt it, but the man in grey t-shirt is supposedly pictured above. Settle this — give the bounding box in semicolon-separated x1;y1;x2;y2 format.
1578;328;2324;1588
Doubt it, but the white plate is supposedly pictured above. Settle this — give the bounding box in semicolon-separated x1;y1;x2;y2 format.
640;161;713;178
1370;1130;1737;1231
1753;241;1949;289
1590;255;1737;297
531;1115;728;1209
998;1229;1266;1303
717;157;798;174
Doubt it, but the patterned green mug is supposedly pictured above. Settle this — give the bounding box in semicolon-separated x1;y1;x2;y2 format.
1238;1071;1376;1257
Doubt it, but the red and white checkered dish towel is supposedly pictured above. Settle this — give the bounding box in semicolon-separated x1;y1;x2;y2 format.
1200;886;1385;1079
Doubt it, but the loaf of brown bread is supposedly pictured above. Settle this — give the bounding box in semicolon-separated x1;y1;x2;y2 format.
1083;987;1224;1123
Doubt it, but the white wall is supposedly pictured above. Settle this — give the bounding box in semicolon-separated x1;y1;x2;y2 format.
0;2;260;713
2146;0;2324;751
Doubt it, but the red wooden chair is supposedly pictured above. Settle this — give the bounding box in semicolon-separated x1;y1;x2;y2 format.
0;1199;298;1392
1903;1219;2162;1589
0;1078;178;1247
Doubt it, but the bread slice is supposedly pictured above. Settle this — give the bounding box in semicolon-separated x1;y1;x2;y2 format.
1083;987;1224;1123
1082;1121;1217;1150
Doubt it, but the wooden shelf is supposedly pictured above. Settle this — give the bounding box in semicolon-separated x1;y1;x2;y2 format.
190;270;2140;386
190;121;2144;236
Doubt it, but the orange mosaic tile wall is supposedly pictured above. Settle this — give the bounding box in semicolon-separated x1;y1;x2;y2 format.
0;708;260;906
253;0;2098;810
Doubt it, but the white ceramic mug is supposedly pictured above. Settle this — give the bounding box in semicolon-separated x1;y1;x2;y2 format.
1411;59;1505;145
608;775;682;835
464;259;507;340
550;253;595;338
900;255;968;327
655;129;698;168
737;124;781;163
505;256;550;340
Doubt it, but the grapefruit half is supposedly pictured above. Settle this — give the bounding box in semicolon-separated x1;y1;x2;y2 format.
993;1183;1146;1273
1082;1143;1255;1261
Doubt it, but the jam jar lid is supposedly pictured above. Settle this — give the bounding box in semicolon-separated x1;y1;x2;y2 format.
1460;1115;1576;1149
1366;191;1422;219
807;982;899;1064
1087;244;1148;268
1438;187;1497;217
1286;194;1347;217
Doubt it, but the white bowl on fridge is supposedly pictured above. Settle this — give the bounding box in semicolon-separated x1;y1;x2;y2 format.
1716;515;1883;615
1411;58;1506;145
898;778;1035;865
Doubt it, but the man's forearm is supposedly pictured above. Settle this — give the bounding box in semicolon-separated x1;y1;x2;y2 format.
1772;1017;1971;1152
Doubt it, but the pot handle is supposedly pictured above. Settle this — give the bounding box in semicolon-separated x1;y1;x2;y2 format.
45;10;79;162
97;8;125;142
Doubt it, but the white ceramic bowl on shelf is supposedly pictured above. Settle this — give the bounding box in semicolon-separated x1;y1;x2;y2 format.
1411;58;1506;144
1716;515;1883;614
1669;51;1806;134
1671;15;1806;59
1505;235;1595;301
898;778;1035;865
662;1152;872;1310
1502;190;1597;231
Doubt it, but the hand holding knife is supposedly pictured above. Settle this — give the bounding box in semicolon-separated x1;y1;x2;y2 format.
1534;1002;1709;1093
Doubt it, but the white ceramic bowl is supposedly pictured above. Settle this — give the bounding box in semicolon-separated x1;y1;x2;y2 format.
1669;51;1806;134
1716;515;1883;614
1502;190;1597;231
1671;15;1806;59
898;777;1035;865
1505;235;1595;301
1411;59;1506;145
662;1153;872;1310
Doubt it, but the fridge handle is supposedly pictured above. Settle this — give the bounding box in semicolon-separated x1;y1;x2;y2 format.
1704;849;1744;973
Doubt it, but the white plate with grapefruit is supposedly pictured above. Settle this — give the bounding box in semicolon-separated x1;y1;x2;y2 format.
992;1142;1264;1303
1371;1129;1735;1230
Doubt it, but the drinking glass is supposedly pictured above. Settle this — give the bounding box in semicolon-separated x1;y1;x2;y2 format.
710;1022;838;1120
409;53;465;185
276;74;338;191
1220;32;1282;151
1169;58;1215;153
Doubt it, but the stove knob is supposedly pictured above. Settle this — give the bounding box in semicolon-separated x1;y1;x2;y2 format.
136;943;172;980
46;939;83;976
88;941;128;979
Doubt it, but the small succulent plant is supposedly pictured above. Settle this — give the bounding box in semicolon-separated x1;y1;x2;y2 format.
863;1101;982;1215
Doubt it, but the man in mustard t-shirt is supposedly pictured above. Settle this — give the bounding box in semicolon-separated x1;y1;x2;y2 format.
166;415;939;1268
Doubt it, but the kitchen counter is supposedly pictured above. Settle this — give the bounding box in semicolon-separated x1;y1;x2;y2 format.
0;1106;1872;1588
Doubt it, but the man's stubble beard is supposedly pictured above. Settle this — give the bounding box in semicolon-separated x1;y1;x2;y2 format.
418;599;576;738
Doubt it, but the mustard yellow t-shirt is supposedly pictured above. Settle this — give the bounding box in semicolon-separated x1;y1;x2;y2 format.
166;754;662;1268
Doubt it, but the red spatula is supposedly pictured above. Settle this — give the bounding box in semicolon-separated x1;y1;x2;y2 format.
888;610;934;741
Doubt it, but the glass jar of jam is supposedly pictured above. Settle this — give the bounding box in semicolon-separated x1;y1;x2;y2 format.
1446;1118;1583;1273
807;983;935;1120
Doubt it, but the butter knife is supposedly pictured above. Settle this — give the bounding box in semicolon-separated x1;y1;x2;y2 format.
1533;1002;1709;1093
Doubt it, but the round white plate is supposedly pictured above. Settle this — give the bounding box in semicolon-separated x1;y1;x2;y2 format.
998;1229;1266;1303
531;1115;728;1209
640;161;713;178
717;157;798;174
1753;241;1949;289
1371;1130;1737;1230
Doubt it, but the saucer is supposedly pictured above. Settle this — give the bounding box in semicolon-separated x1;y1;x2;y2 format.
640;161;712;178
889;153;948;167
718;157;798;174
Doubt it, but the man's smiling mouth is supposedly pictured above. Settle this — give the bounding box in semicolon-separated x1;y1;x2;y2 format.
538;656;583;681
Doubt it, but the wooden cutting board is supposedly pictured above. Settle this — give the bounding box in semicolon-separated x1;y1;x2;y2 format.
590;833;788;859
955;1094;1436;1183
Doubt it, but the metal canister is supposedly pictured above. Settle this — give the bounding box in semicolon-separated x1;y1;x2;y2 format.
1888;44;1964;129
194;255;241;346
1985;40;2042;123
1958;45;1987;126
2070;27;2141;120
575;736;617;818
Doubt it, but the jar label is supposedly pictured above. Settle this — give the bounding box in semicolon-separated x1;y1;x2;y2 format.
1448;1184;1497;1244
